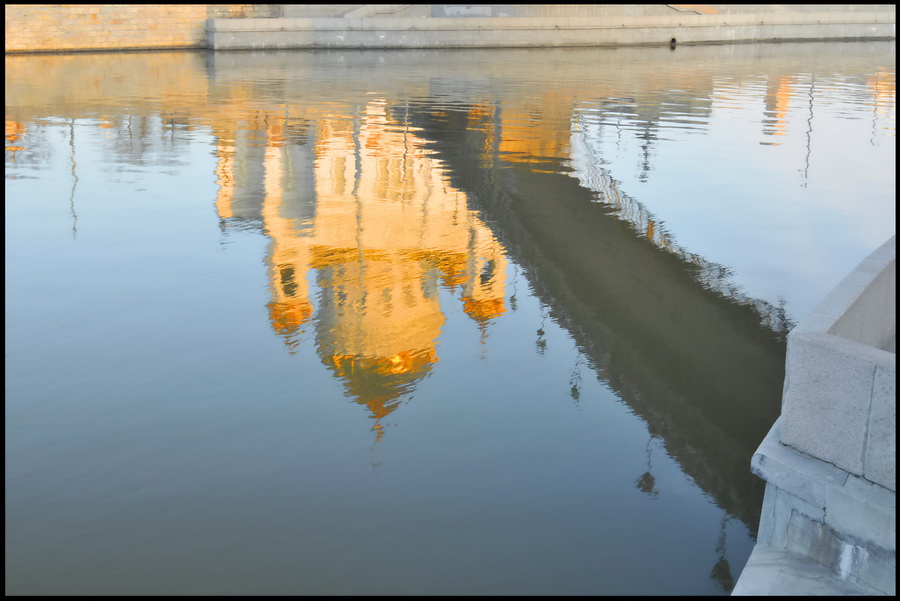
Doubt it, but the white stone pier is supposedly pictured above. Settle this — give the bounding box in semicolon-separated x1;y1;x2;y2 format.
733;235;895;595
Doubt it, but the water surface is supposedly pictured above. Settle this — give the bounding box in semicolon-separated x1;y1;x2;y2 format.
6;41;895;596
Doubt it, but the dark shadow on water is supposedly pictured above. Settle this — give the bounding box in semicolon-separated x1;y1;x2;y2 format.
408;105;787;534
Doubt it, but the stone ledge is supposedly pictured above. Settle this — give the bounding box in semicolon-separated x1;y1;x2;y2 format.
732;544;881;595
205;12;897;32
752;419;849;508
752;419;896;555
206;23;896;51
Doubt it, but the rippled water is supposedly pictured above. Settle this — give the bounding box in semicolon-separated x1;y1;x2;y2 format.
6;41;895;596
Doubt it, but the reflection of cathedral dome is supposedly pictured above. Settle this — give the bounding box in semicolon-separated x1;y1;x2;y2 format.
326;349;437;409
462;296;506;323
267;299;313;336
323;349;438;440
214;102;508;442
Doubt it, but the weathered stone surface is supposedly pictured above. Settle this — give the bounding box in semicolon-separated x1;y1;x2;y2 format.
752;419;848;508
865;362;897;490
737;236;896;596
825;475;896;553
733;545;879;596
780;332;879;475
6;5;895;53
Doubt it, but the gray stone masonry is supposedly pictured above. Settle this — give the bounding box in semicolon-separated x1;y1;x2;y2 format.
734;236;896;596
781;236;896;490
206;5;895;50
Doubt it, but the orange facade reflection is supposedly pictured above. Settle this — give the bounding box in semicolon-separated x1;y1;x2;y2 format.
7;48;894;440
213;100;507;439
763;76;794;142
5;120;27;161
868;69;896;124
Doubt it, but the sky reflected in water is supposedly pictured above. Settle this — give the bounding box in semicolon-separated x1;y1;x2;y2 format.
5;41;895;596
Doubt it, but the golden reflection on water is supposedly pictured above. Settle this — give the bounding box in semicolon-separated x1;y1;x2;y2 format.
213;98;507;438
869;68;897;123
495;89;577;164
5;45;896;596
5;120;27;162
4;45;894;439
762;76;793;141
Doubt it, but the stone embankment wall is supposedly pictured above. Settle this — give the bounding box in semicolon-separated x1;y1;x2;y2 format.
4;4;281;53
211;4;895;50
733;236;896;596
5;4;896;53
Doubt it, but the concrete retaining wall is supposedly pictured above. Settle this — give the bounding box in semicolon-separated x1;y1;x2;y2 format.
734;236;896;596
6;5;895;53
207;9;895;50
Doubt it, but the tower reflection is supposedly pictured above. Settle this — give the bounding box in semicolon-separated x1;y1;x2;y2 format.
213;100;507;440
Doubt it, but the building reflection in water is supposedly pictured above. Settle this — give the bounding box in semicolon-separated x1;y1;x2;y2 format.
212;100;507;441
868;68;896;140
762;76;794;143
5;43;893;519
5;45;895;596
5;119;27;163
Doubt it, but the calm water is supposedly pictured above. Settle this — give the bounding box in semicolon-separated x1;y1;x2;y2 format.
5;42;895;596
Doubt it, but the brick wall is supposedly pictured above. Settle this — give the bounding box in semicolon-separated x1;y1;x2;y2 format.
4;4;281;53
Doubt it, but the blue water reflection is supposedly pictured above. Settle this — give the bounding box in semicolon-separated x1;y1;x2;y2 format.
6;42;895;596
